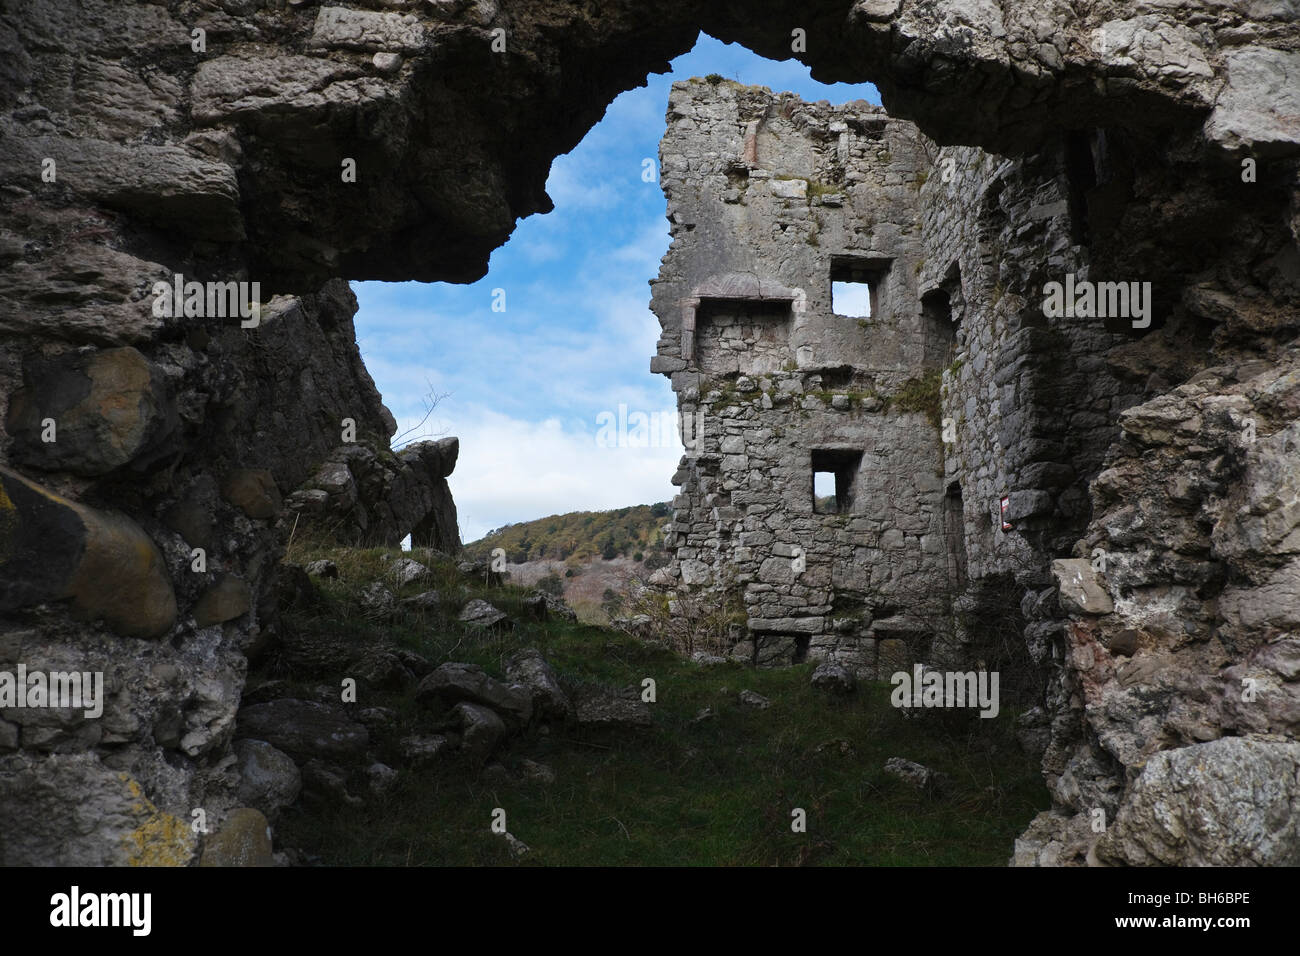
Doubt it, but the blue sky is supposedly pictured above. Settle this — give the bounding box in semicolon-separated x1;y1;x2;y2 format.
355;34;879;543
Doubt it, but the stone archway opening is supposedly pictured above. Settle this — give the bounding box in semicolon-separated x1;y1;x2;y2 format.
2;0;1298;869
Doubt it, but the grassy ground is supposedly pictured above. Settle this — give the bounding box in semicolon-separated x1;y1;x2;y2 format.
271;542;1049;866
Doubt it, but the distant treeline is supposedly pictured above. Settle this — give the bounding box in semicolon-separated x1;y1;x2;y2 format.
463;502;673;564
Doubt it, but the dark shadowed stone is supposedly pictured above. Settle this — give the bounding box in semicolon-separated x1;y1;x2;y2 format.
200;808;276;867
163;475;218;549
193;574;251;626
235;699;369;762
811;661;857;695
221;468;281;519
1108;629;1140;657
300;759;362;806
233;739;301;820
522;593;548;620
5;346;178;476
520;758;556;785
0;465;177;638
400;589;440;610
1004;489;1055;522
415;662;532;728
400;734;450;765
274;563;316;612
458;598;509;627
453;702;505;763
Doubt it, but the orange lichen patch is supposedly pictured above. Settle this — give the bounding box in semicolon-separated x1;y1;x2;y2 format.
120;775;197;867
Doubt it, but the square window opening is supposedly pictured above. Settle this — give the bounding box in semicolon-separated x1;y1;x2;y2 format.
832;280;873;317
831;257;891;319
812;449;863;515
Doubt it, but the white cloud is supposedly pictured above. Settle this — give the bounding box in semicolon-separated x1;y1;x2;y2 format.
394;406;682;543
544;160;624;210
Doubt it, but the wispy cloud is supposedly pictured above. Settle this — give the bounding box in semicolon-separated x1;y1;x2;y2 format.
393;407;682;542
354;35;879;541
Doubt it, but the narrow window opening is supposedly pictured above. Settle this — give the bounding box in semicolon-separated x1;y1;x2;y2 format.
813;470;839;513
792;634;810;664
944;481;968;590
922;288;956;358
1064;130;1098;246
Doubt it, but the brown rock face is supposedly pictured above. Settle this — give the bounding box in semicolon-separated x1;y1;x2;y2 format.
193;575;252;627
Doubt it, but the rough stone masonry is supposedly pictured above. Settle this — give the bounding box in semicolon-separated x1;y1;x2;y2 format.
650;74;1300;865
0;0;1298;866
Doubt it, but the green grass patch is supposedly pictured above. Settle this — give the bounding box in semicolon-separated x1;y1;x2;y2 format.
890;369;944;430
271;543;1049;866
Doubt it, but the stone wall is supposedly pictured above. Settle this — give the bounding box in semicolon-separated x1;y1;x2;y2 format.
650;81;952;674
650;83;1144;674
653;77;1300;866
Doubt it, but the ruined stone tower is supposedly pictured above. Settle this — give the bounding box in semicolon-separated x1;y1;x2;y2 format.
651;75;1300;865
651;81;1141;685
650;81;952;674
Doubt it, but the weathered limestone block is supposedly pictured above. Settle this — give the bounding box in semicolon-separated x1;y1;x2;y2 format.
1095;738;1300;867
309;7;429;53
6;347;178;476
505;649;571;723
284;436;460;550
0;466;177;638
234;699;369;763
573;689;653;729
1205;48;1300;154
1051;559;1113;616
1;135;243;240
415;662;532;729
190;54;366;124
0;753;196;866
199;807;276;867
